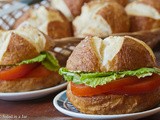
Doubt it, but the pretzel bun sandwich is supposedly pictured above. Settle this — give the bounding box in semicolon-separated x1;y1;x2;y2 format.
0;25;61;92
73;1;130;37
51;0;90;21
60;36;160;114
13;6;72;39
125;0;160;32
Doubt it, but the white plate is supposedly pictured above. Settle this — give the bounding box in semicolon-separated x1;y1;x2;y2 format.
54;90;160;120
0;82;67;101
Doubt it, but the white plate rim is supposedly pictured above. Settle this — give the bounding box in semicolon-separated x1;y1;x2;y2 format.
0;82;67;101
53;90;160;119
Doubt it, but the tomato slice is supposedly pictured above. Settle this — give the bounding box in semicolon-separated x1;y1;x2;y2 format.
0;63;39;80
26;65;52;78
112;74;160;95
71;76;140;97
71;74;160;96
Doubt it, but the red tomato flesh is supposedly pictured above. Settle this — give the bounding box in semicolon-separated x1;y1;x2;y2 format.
112;74;160;95
26;65;52;78
71;74;160;96
0;63;39;80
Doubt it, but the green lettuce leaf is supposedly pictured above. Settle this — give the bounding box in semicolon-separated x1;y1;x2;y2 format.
17;51;60;71
59;67;160;87
41;52;60;71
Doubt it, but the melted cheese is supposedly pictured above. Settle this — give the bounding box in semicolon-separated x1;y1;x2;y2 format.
73;2;112;37
125;3;160;20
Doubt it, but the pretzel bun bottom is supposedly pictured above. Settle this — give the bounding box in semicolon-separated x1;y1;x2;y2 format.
67;83;160;114
0;72;62;92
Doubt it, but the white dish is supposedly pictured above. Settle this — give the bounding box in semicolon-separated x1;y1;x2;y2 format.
54;90;160;120
0;82;67;101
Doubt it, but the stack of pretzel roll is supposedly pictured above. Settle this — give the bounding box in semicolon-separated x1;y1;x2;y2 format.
72;0;130;37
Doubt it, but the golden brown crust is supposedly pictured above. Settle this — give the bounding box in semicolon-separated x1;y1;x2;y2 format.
66;36;156;72
13;7;72;39
125;0;160;32
47;7;72;38
99;0;128;7
47;18;72;39
130;16;160;32
64;0;90;17
97;1;130;33
67;83;160;114
108;37;156;71
115;0;128;7
0;32;39;65
73;1;130;37
0;72;62;92
66;37;101;72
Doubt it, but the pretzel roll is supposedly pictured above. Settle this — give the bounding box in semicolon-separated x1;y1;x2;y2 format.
67;36;156;72
0;25;53;65
125;0;160;32
73;1;130;37
51;0;90;21
99;0;128;7
13;6;72;39
0;25;62;92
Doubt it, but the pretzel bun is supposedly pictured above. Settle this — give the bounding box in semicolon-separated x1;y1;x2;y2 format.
67;82;160;114
0;71;61;92
0;25;53;65
73;1;130;37
0;25;62;92
13;6;72;39
51;0;90;21
99;0;128;7
125;0;160;32
66;36;159;114
67;36;156;72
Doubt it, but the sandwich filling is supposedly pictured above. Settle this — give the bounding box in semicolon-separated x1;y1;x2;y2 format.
0;51;60;80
